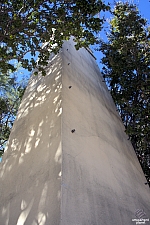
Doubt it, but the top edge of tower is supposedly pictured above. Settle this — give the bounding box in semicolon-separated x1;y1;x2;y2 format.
63;36;97;60
42;36;97;60
84;46;96;60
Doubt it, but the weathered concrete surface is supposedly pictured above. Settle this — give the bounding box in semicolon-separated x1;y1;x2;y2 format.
0;38;150;225
0;53;63;225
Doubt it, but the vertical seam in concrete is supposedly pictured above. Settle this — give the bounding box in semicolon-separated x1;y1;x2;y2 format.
60;49;63;225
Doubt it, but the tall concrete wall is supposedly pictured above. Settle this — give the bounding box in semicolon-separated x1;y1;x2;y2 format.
0;38;149;225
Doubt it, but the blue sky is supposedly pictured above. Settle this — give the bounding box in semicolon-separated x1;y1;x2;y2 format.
103;0;150;22
92;0;150;66
17;0;150;80
130;0;150;22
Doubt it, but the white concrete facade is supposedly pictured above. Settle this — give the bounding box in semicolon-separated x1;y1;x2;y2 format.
0;39;149;225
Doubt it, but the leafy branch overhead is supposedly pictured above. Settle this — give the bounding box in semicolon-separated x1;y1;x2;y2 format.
0;0;109;75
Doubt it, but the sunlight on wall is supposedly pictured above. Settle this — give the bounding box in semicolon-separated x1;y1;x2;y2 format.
0;47;63;225
0;138;20;177
55;142;62;163
34;95;46;107
37;84;46;93
11;138;20;152
36;212;46;225
38;183;48;211
19;153;25;165
17;92;36;119
57;107;62;117
55;102;62;113
25;128;35;154
16;199;34;225
34;120;43;148
46;89;51;94
2;203;10;225
59;171;62;177
0;159;8;178
21;200;27;210
55;74;61;81
53;95;59;104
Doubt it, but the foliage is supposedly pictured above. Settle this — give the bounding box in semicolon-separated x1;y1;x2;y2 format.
99;3;150;186
0;0;110;155
0;73;26;156
0;0;109;75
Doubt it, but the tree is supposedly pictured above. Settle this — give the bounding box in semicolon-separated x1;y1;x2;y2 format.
0;0;109;76
0;0;110;154
0;73;26;156
99;2;150;186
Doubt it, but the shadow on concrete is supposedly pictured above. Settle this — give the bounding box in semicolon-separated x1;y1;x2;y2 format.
0;53;63;225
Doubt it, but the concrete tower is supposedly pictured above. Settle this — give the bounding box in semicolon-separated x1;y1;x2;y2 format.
0;39;149;225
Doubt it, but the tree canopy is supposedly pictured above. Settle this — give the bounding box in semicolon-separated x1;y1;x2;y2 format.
0;73;26;156
0;0;109;75
0;0;110;155
99;2;150;186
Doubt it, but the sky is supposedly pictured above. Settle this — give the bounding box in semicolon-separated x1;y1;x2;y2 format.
102;0;150;23
92;0;150;66
17;0;150;81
